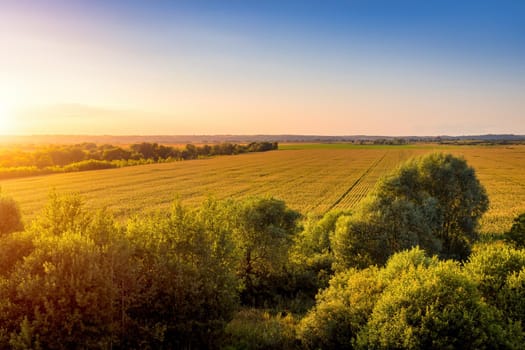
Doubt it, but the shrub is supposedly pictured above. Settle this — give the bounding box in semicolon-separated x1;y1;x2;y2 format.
505;213;525;248
298;267;384;350
62;159;117;172
224;309;297;350
358;259;521;349
0;193;23;235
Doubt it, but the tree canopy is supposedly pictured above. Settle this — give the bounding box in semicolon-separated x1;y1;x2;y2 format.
0;192;23;235
333;153;488;269
299;247;523;350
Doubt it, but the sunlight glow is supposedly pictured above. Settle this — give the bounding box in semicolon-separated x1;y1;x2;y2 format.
0;102;14;135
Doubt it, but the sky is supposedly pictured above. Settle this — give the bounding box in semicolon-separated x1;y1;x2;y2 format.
1;0;524;136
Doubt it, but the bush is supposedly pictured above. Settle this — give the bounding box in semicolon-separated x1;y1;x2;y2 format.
298;267;384;350
0;166;52;180
290;210;350;293
505;213;525;248
224;309;297;350
464;242;525;327
359;259;521;349
0;194;23;235
62;159;117;172
123;201;239;348
299;248;524;349
2;232;116;349
232;197;300;307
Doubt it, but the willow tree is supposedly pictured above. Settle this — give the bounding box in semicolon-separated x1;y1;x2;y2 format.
333;153;489;268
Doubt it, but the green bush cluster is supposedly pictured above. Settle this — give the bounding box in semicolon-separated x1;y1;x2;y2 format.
0;193;301;349
298;246;525;349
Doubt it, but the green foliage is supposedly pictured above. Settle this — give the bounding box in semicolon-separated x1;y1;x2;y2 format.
0;231;34;276
0;193;126;349
224;309;297;350
123;200;239;348
298;267;384;350
416;153;489;258
376;246;438;283
290;210;349;293
232;197;301;307
299;247;524;350
464;242;525;327
298;248;431;349
505;213;525;248
359;260;520;350
31;191;89;236
465;243;525;303
62;159;117;172
2;186;524;349
0;193;243;349
333;153;488;269
9;317;42;350
499;268;525;326
3;232;116;348
331;212;381;269
0;192;23;235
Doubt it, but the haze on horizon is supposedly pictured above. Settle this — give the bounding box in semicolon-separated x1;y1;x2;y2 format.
1;0;524;136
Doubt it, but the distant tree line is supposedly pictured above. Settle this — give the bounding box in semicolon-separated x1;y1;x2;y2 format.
0;141;278;179
0;153;524;349
371;138;409;145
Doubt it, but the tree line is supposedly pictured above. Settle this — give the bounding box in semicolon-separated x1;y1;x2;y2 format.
0;153;524;349
0;141;278;179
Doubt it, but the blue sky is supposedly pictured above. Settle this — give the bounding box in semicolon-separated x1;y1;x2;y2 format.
2;0;524;135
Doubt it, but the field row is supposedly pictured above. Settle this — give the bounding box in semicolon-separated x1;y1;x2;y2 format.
1;144;524;234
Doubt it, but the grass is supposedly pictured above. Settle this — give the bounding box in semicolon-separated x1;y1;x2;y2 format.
1;144;524;234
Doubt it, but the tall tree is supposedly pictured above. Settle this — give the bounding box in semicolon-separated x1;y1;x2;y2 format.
333;153;488;268
232;198;300;306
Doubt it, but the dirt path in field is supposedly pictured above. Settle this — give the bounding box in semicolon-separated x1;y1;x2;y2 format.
325;152;387;213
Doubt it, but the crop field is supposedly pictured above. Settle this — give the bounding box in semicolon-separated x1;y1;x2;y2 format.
1;143;524;234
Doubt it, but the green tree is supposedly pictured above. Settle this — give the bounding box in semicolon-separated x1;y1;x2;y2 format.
298;248;432;349
130;142;160;160
182;143;198;159
499;268;525;328
299;248;524;349
298;267;384;350
0;231;34;277
4;232;117;349
102;147;132;161
505;213;525;248
464;242;525;327
31;191;89;236
0;192;24;235
123;200;239;348
333;196;444;269
232;198;300;306
333;153;488;268
358;258;521;349
290;210;349;290
416;153;489;258
0;192;127;349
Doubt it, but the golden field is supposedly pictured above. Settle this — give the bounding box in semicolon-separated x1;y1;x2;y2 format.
1;143;524;234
